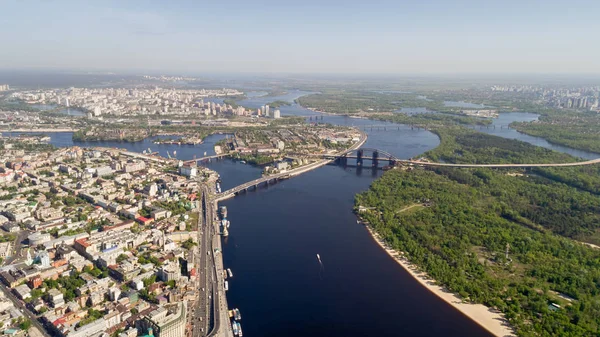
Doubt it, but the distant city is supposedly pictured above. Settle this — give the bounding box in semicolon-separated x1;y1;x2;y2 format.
490;85;600;111
9;87;281;119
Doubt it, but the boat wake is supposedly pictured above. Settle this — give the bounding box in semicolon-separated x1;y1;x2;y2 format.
317;254;324;278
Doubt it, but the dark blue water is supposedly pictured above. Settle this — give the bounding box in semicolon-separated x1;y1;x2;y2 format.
217;128;496;337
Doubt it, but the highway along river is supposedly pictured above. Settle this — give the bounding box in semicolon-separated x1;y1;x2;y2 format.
5;97;599;336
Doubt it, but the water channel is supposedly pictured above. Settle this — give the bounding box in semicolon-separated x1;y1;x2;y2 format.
3;91;599;336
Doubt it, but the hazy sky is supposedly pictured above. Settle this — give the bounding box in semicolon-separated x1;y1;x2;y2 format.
1;0;599;74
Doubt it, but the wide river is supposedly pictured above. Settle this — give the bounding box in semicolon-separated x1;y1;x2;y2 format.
4;91;599;337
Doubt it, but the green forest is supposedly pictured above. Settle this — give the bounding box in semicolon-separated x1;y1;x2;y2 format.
356;128;600;336
297;91;470;114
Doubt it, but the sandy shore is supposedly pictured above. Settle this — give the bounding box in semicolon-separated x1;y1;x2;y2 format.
364;225;516;337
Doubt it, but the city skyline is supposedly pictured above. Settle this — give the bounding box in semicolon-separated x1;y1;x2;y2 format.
2;0;600;74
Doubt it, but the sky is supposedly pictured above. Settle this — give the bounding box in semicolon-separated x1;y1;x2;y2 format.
1;0;600;75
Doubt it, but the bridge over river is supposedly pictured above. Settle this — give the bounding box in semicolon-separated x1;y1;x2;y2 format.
215;146;600;201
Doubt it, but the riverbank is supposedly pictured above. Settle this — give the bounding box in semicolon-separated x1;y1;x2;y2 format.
363;224;515;337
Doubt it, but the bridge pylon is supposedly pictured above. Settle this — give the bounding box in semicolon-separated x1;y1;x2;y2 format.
357;149;364;166
372;150;379;168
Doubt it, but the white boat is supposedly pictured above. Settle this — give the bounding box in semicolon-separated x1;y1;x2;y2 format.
224;281;229;291
232;321;239;335
227;268;233;278
237;322;243;336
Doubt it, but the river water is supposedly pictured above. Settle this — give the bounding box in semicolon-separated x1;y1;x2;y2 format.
4;92;599;337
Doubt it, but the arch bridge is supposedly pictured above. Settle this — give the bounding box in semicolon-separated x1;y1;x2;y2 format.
325;147;399;167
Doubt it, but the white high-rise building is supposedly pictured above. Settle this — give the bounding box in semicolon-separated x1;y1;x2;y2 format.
265;105;270;117
273;109;281;119
65;98;70;107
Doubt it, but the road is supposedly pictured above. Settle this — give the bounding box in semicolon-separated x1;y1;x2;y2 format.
207;195;234;337
190;194;212;337
4;230;30;266
183;154;230;165
186;185;232;337
403;158;600;168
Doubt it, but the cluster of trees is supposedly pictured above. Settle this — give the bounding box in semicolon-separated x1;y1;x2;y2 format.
77;308;104;327
181;238;196;250
371;112;491;127
0;140;55;152
356;129;600;336
234;152;275;165
155;200;190;216
266;100;291;108
137;253;161;267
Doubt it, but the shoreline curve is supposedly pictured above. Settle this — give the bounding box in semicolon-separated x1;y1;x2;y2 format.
363;224;516;337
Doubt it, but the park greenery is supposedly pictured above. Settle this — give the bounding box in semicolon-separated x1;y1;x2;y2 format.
0;101;40;112
297;90;475;115
369;112;491;127
233;152;275;165
266;100;291;108
356;128;600;336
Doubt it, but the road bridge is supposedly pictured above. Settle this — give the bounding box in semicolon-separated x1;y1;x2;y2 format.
215;137;600;202
322;148;600;168
183;153;230;165
215;132;369;201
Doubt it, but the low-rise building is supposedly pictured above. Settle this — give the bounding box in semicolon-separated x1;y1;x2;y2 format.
0;242;12;258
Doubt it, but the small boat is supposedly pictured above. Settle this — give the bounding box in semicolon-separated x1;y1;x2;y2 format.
234;308;241;320
224;281;229;291
316;254;321;263
232;321;239;335
237;322;243;336
240;160;247;164
227;268;233;278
